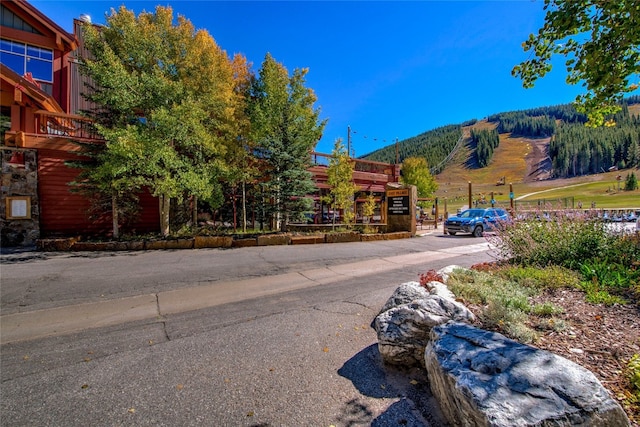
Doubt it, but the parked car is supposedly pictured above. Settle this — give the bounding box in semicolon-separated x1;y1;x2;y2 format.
444;208;510;237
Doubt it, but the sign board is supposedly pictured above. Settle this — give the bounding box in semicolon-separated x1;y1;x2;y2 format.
6;196;31;219
387;189;410;215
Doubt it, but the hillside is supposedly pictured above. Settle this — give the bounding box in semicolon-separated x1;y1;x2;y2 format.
361;100;640;210
434;117;640;210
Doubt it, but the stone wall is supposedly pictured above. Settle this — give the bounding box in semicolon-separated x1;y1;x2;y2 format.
1;149;39;247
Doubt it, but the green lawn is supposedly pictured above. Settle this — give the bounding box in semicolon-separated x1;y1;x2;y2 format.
516;181;640;210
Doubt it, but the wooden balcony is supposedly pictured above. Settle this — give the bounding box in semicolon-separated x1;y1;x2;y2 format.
4;110;104;150
310;151;400;193
311;151;399;176
35;110;102;141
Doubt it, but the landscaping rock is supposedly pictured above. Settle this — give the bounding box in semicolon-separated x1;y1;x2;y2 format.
36;237;78;251
373;289;475;367
360;233;385;241
232;238;257;248
325;231;361;243
422;280;456;301
384;231;412;240
378;281;430;314
194;235;233;249
257;234;291;246
127;241;145;251
290;235;325;245
424;322;630;427
436;264;465;283
166;238;194;249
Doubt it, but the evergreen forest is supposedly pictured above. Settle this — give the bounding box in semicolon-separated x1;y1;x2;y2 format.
362;96;640;179
361;124;462;174
471;128;500;168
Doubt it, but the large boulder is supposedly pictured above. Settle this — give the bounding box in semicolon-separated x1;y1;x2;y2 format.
373;282;475;367
378;281;430;314
425;322;630;427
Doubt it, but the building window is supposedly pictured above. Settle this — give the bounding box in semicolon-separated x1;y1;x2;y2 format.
0;38;53;82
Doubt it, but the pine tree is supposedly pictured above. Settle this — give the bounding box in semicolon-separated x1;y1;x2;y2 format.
248;53;326;230
625;172;638;191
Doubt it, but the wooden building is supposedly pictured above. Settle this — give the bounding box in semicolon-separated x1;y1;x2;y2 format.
1;0;158;246
1;0;399;246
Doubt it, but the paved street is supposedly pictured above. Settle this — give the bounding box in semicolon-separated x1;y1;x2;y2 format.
1;230;493;426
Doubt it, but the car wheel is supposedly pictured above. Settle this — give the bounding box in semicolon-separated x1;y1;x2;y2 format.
448;231;456;236
472;225;483;237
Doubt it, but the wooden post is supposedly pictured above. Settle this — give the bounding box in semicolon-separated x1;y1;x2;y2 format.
510;183;514;212
434;197;439;228
468;181;472;209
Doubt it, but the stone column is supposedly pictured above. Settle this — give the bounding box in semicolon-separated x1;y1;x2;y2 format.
1;148;39;247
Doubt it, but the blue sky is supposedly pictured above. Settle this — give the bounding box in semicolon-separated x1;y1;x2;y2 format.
33;0;588;156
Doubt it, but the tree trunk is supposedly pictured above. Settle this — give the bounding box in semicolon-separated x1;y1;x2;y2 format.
242;181;247;233
112;194;119;239
233;191;237;232
192;195;198;226
159;194;170;237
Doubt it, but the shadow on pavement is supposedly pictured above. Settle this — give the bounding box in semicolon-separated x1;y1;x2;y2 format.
337;344;449;427
338;344;396;399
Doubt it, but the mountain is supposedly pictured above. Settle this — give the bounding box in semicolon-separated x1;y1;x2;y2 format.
360;97;640;184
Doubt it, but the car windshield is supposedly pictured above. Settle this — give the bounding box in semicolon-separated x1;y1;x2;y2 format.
458;209;485;218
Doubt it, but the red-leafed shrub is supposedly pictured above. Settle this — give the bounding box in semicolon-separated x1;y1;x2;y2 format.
419;269;444;288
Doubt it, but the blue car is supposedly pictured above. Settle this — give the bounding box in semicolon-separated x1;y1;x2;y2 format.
444;208;510;237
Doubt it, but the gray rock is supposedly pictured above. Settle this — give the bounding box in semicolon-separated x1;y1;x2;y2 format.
374;296;475;367
423;280;456;301
378;281;430;314
424;322;630;427
436;264;466;283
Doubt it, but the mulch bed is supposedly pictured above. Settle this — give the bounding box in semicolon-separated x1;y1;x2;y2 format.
468;285;640;425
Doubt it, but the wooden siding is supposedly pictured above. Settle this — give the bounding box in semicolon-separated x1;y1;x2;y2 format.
37;149;159;237
135;190;160;234
37;149;102;236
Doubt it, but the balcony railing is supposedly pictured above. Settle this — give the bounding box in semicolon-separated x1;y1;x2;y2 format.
310;151;399;177
35;110;103;141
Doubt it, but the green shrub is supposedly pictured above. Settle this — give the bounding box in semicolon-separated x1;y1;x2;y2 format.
630;354;640;395
491;211;639;306
579;261;633;305
604;233;640;273
531;302;563;316
534;317;567;332
490;211;611;269
448;269;538;343
497;265;580;290
626;354;640;415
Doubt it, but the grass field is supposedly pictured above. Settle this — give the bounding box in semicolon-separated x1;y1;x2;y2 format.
433;121;640;214
515;179;640;210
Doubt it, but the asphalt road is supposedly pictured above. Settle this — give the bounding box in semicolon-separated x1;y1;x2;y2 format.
1;230;493;426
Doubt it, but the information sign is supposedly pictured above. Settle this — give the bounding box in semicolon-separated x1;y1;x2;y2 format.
387;189;410;215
